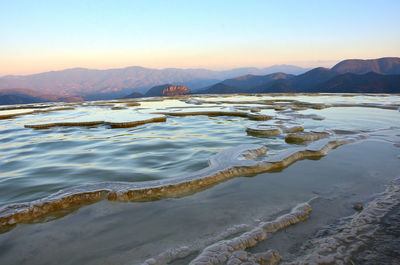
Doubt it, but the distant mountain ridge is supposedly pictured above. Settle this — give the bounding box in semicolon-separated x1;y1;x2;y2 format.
331;57;400;75
311;72;400;93
197;57;400;95
0;64;308;100
198;72;294;94
1;57;399;105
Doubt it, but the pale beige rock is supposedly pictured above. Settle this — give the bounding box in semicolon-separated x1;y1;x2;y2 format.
246;125;283;136
24;112;166;129
156;110;273;121
285;131;330;144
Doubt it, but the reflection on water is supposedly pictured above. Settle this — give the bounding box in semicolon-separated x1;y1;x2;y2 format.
0;94;399;264
0;94;399;205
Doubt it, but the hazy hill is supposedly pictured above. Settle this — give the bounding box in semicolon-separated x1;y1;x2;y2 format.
0;88;59;101
331;57;400;75
221;72;294;90
198;72;294;94
198;83;240;94
0;94;44;105
0;88;84;105
247;67;340;93
123;91;143;99
284;67;338;91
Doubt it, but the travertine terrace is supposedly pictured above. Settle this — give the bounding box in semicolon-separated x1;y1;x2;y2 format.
0;94;399;265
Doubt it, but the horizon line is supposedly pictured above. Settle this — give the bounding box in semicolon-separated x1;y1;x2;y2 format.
1;61;340;78
4;56;400;77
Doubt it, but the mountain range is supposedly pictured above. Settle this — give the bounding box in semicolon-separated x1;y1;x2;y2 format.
331;57;400;75
1;57;399;105
0;65;307;103
197;57;400;94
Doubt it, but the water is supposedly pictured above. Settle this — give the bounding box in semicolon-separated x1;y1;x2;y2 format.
0;112;267;205
0;94;399;264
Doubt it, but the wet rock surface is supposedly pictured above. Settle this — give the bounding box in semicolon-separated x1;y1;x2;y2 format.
188;203;311;265
351;205;400;265
246;125;283;136
282;178;400;265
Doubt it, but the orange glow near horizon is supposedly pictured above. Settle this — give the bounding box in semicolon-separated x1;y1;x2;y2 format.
1;1;399;76
2;44;399;76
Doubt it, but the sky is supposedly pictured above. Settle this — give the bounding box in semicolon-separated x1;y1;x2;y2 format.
1;0;399;76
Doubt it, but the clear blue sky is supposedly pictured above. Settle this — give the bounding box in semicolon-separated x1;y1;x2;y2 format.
1;0;399;75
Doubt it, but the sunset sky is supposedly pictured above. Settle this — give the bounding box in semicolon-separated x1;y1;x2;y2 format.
1;0;399;76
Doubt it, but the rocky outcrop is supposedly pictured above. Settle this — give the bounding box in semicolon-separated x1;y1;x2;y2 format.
144;84;191;97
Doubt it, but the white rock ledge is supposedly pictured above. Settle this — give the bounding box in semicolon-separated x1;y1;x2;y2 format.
24;112;166;129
